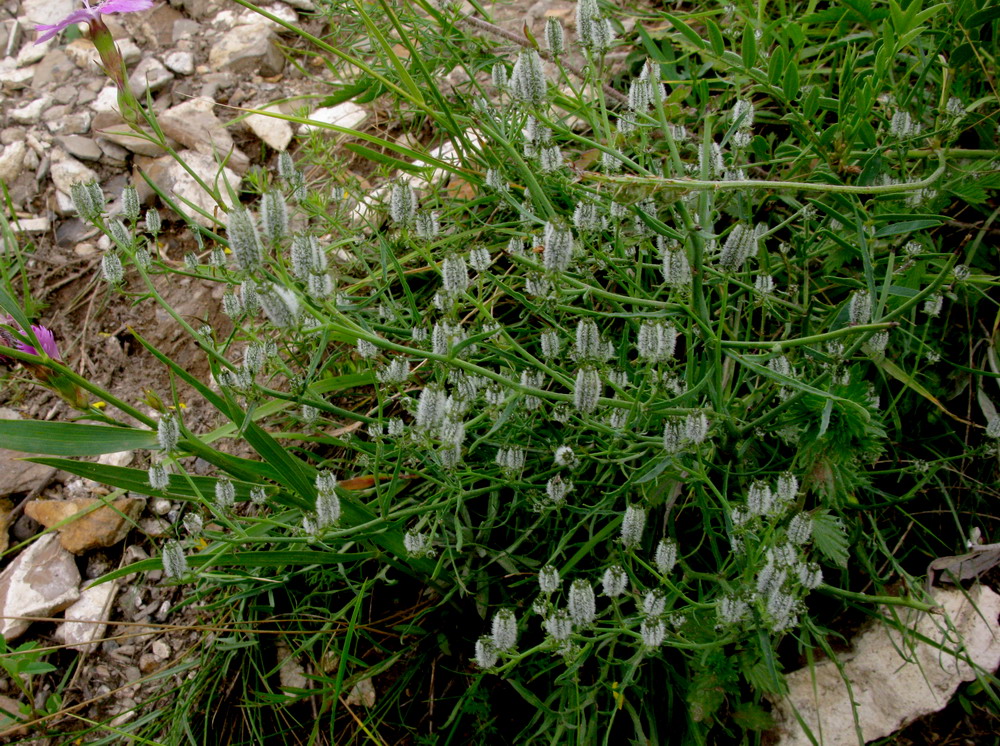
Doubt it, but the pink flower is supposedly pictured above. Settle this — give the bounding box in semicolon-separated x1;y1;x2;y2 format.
34;0;154;44
1;317;61;360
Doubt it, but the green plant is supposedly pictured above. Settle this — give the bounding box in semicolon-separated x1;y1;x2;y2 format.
1;0;999;742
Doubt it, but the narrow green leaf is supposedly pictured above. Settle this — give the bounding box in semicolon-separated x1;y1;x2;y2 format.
665;14;708;49
783;62;800;100
741;24;757;68
706;18;725;55
768;46;786;87
318;79;376;108
0;420;158;456
873;219;943;237
343;142;431;175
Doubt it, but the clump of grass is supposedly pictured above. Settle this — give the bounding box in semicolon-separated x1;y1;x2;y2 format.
1;0;999;742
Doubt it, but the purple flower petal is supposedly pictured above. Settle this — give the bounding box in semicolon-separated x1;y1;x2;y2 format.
34;8;99;43
30;325;61;360
1;317;61;360
98;0;154;14
34;0;151;44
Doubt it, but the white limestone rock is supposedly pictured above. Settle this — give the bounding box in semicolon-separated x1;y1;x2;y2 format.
772;584;1000;746
54;579;118;652
0;533;81;640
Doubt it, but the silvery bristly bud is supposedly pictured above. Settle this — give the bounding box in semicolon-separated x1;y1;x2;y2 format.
545;17;565;56
577;0;613;51
491;62;509;90
415;385;447;430
289;234;313;279
684;411;709;445
663;419;683;454
474;637;498;668
257;283;299;328
543;222;573;272
240;281;259;314
314;471;338;497
654;538;678;574
215;477;236;508
620;504;646;548
719;223;757;272
889;110;914;138
121;185;140;222
628;75;652;113
776;472;799;506
662;245;692;288
496;446;526;474
602;565;628;597
539;565;561;594
441;255;468;296
145;208;161;236
545;609;573;641
590;18;615;52
787;513;812;544
574;319;601;361
755;274;775;296
641;619;665;649
389;182;416;227
642;589;666;617
717;595;749;626
540;330;561;359
568;579;596;626
923;294;943;317
491;609;518;651
161;540;188;578
183;513;203;536
485;168;507;192
376;358;410;385
539;145;563;173
554;445;576;468
102;252;124;285
403;529;429;557
848;290;872;325
469;247;491;272
546;475;572;504
148;462;170;490
261;190;288;246
315;488;341;529
69;181;104;221
108;219;131;251
415;211;440;240
747;480;774;516
278;151;296;181
510;49;547;107
227;207;263;272
157;413;180;452
797;562;823;590
574;367;601;413
572;202;601;232
309;236;329;274
731;99;754;130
